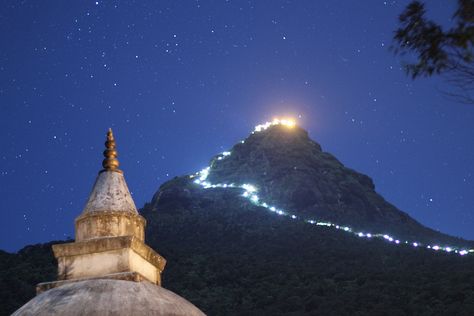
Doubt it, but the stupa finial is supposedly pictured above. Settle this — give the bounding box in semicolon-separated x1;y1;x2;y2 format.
101;128;121;173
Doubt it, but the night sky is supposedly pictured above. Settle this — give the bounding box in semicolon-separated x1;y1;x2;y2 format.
1;1;473;252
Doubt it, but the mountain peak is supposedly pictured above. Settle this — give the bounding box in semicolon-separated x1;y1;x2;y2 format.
162;120;473;253
252;118;297;132
246;122;313;149
189;119;465;248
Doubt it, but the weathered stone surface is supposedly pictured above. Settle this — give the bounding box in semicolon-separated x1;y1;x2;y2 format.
13;279;206;316
50;166;167;287
75;210;146;241
82;171;137;215
36;271;146;294
53;236;165;285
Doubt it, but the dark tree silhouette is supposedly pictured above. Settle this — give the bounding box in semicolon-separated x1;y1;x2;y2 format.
393;0;474;104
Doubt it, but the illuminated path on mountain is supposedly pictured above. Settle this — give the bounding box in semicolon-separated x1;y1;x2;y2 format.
191;119;474;257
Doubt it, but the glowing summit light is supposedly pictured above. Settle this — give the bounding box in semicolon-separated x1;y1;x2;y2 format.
189;119;474;257
254;118;296;132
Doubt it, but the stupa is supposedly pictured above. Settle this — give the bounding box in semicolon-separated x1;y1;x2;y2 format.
13;129;205;316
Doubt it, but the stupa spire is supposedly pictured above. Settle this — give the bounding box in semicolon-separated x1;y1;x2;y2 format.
80;129;137;215
35;129;166;294
102;128;121;173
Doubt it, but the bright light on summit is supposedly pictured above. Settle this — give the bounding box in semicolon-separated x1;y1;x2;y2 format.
254;118;296;132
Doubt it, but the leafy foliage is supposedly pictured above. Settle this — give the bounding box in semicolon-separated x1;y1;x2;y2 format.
393;0;474;103
0;242;60;315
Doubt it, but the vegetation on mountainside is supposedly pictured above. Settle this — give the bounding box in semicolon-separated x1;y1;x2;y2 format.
1;188;474;315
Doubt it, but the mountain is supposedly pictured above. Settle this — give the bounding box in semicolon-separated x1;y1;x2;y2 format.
2;121;474;315
159;121;472;248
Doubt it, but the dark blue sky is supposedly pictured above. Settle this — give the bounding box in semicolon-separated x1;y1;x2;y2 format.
1;0;472;252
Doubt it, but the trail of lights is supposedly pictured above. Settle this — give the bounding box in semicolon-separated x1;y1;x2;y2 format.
190;119;474;257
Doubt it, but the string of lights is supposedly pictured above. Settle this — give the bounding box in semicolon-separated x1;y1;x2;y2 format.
190;119;473;257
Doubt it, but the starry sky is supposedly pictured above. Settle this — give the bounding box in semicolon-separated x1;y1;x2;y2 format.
1;0;473;252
